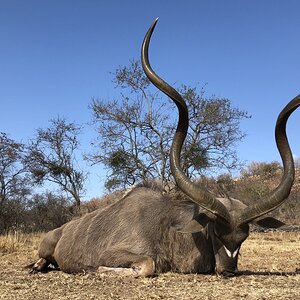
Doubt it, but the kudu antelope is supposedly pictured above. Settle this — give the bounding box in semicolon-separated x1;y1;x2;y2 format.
31;19;299;277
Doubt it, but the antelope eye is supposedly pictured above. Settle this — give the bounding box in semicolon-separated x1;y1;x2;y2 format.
213;232;226;246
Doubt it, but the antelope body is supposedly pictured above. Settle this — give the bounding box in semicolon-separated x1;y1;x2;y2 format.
34;187;233;275
31;19;300;277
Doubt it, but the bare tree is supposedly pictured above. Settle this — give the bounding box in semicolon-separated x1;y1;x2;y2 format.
0;132;30;232
90;59;250;191
25;118;86;210
240;161;282;178
201;160;300;224
26;192;71;232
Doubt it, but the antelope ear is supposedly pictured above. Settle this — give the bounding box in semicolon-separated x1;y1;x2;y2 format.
177;213;213;233
255;217;285;228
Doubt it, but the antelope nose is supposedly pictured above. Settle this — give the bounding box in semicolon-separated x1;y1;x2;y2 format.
219;269;238;278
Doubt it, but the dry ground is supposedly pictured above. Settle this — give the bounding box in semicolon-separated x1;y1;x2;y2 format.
0;231;299;300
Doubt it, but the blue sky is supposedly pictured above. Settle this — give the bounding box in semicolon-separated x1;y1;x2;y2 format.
1;1;300;200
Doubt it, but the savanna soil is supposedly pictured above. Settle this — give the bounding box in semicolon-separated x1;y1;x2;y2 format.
0;231;299;300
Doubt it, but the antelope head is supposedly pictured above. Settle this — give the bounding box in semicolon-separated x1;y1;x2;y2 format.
141;18;299;276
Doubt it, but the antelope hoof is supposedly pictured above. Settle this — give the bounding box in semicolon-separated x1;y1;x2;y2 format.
30;258;49;273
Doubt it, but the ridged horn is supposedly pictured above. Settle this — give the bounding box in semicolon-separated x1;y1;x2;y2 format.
141;19;231;222
238;95;299;225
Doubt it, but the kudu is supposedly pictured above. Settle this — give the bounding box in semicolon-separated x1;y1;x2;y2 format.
31;19;299;277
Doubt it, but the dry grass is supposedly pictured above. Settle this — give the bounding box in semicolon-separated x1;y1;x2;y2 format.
0;231;40;254
0;231;299;300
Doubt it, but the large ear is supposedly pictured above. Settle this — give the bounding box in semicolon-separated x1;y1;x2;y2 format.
177;213;214;233
255;216;285;228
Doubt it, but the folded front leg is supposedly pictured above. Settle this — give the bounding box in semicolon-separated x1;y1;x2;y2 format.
97;250;155;277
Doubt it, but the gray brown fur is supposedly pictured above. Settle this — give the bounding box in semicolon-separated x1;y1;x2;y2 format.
35;186;216;275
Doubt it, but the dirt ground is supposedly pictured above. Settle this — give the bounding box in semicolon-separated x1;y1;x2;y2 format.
0;231;299;300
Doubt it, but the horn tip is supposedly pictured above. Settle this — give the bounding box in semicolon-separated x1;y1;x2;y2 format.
152;17;159;28
145;18;159;39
